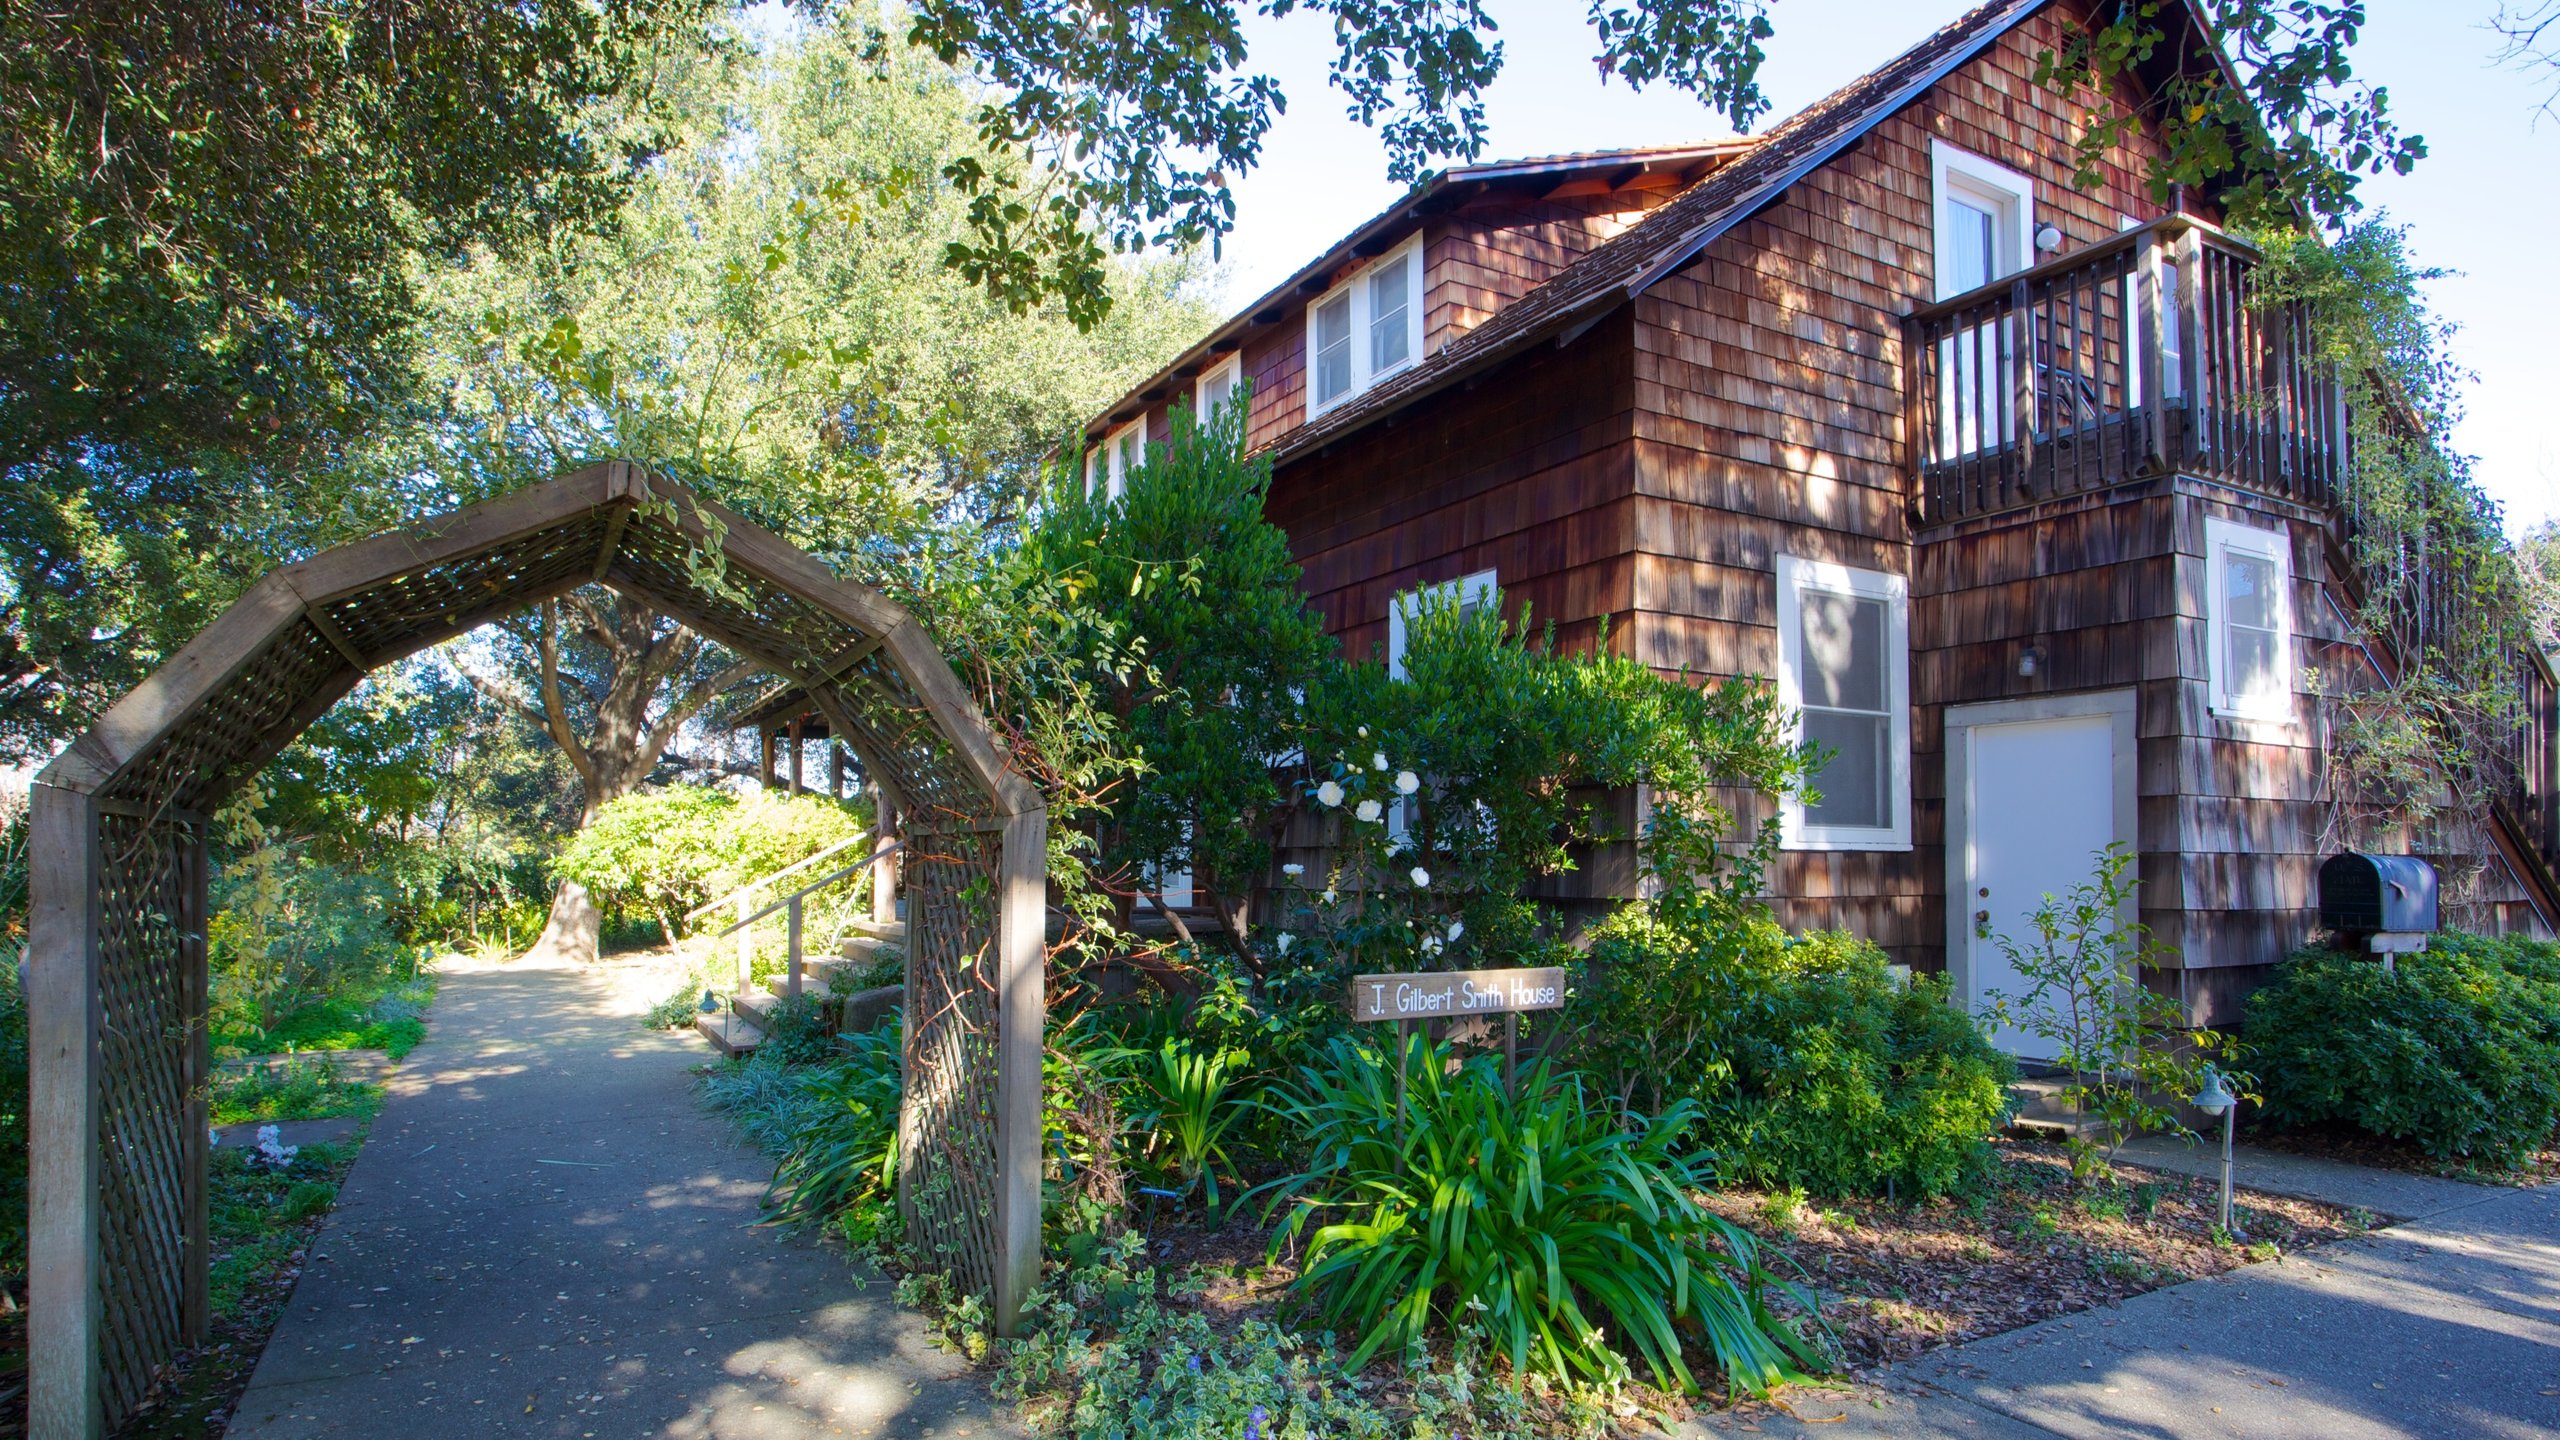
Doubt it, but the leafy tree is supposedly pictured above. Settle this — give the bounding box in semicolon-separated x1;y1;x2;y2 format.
1007;400;1336;944
0;0;718;756
828;0;2420;325
397;10;1209;956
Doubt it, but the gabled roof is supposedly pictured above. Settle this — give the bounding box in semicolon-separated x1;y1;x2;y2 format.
1269;0;2048;464
1083;139;1755;437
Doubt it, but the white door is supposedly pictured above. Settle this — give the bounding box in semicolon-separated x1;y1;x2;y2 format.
1965;714;2118;1058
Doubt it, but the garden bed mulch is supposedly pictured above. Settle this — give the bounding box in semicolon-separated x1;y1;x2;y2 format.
1696;1136;2368;1381
2240;1120;2560;1188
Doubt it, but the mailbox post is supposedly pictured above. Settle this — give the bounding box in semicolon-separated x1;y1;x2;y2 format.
2317;853;2439;972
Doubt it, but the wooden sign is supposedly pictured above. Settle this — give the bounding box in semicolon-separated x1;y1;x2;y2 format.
1349;967;1566;1023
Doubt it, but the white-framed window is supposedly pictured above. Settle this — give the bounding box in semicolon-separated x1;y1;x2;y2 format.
1387;568;1497;680
1306;234;1424;419
1931;141;2034;300
1777;555;1911;851
1085;417;1145;499
1931;144;2035;458
1139;822;1194;911
1196;353;1244;424
2204;516;2295;723
1386;569;1496;844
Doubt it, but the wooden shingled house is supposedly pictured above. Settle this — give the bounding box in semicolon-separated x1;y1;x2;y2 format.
1075;0;2560;1030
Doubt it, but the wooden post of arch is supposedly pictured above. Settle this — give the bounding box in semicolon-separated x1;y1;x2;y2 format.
26;462;1049;1437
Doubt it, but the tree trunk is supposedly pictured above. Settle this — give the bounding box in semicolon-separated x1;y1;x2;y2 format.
524;877;602;966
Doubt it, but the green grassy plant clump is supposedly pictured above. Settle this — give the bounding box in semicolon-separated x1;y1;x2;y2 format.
216;974;438;1059
1577;915;2014;1201
1257;1034;1827;1398
2246;932;2560;1170
703;1017;903;1249
209;1059;384;1126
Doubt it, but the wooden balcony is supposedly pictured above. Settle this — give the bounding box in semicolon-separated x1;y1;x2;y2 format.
1904;215;2345;527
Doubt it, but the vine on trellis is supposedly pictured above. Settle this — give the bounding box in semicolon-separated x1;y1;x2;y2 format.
2253;223;2538;924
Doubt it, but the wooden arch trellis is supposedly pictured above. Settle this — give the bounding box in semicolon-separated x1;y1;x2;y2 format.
24;463;1046;1438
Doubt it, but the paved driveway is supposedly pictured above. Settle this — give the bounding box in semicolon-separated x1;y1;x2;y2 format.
225;956;1012;1440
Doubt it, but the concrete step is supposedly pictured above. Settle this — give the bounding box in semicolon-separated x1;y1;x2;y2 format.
694;1010;766;1057
838;933;895;963
732;987;782;1029
843;918;906;943
768;957;856;998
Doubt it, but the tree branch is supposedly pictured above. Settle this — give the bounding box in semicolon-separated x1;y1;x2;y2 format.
534;600;598;792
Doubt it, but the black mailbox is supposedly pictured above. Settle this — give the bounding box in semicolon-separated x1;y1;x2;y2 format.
2318;853;2439;935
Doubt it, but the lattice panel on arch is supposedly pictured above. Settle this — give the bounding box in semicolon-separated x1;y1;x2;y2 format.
319;511;614;660
92;813;200;1421
894;826;1006;1300
100;617;349;819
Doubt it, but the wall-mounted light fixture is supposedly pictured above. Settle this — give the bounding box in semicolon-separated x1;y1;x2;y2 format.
2034;223;2065;254
2018;643;2047;679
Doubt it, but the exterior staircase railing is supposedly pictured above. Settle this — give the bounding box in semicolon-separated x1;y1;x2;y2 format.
693;840;901;1010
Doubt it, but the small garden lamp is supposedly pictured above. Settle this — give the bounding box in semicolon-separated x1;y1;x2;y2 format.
698;989;720;1014
2193;1065;2239;1237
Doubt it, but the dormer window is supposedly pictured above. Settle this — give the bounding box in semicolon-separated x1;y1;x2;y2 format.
1084;417;1144;499
1307;234;1423;418
1196;353;1243;425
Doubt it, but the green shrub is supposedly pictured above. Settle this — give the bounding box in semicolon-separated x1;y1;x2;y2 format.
2245;933;2560;1169
209;1059;382;1125
1256;1034;1825;1397
552;786;872;935
208;849;412;1039
1576;915;2013;1200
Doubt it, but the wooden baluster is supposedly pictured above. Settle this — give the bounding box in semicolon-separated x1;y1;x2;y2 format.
2137;230;2168;471
786;893;804;998
2011;280;2036;503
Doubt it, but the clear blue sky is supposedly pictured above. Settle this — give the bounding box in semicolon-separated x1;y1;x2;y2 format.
1206;1;2559;536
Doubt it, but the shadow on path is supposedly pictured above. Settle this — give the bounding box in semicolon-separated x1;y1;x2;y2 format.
225;958;1013;1440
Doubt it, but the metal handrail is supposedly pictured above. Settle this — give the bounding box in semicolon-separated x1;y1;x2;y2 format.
682;828;873;923
705;841;901;939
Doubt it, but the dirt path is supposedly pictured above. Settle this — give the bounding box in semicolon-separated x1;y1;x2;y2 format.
222;955;1013;1440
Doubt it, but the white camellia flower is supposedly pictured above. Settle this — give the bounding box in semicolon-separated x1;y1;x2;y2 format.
1322;888;1340;906
1395;770;1420;795
1371;751;1388;771
1420;935;1443;956
1315;780;1344;808
1447;920;1465;942
1355;798;1384;823
1410;866;1432;888
1281;862;1304;877
1275;932;1294;955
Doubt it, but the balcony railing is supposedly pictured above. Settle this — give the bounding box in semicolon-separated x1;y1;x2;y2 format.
1905;215;2346;526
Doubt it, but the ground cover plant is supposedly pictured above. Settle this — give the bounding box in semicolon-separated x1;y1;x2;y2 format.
208;1061;386;1128
2245;930;2560;1172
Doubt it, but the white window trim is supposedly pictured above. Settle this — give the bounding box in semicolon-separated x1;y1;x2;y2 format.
1386;569;1495;845
2204;516;2296;724
1304;233;1425;420
1387;568;1496;680
1930;140;2035;300
1776;554;1912;851
1195;353;1243;421
1093;417;1144;500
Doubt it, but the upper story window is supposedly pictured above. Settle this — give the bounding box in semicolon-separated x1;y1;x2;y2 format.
1307;234;1424;418
1085;417;1144;499
2205;516;2295;723
1930;141;2034;299
1196;353;1243;425
1387;568;1496;679
1777;555;1911;851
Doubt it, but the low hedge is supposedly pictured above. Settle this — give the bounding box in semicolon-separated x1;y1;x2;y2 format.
2245;932;2560;1170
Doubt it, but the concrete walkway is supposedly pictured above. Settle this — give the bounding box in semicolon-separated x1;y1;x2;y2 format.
2111;1134;2508;1223
1692;1180;2560;1439
226;955;1013;1440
